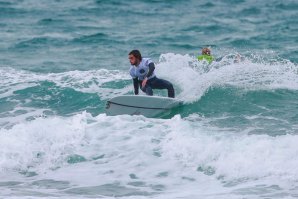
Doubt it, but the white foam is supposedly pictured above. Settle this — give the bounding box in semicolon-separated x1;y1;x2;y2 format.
156;53;298;102
1;52;297;104
0;67;130;99
0;67;133;128
1;112;298;197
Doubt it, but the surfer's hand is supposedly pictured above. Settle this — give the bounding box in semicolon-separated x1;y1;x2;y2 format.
142;78;147;88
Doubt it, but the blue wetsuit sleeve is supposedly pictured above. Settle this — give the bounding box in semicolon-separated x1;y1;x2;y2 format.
146;62;155;78
133;78;139;95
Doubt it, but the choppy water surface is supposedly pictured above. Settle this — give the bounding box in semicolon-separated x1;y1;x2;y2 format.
0;0;298;198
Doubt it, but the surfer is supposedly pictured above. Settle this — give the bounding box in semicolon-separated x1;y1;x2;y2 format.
198;47;243;64
128;50;175;98
197;47;214;64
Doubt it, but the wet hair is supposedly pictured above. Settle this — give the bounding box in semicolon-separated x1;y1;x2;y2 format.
129;50;142;60
202;47;211;55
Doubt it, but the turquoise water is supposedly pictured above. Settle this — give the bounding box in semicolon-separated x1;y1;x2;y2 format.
1;0;298;198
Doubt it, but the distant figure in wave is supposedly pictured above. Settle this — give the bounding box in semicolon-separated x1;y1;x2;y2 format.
198;47;243;64
197;47;214;64
128;50;175;98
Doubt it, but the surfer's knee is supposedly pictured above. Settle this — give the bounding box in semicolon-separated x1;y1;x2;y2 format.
160;79;172;89
166;81;174;91
145;87;153;96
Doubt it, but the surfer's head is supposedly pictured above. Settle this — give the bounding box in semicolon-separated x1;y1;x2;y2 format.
129;50;142;66
202;47;211;55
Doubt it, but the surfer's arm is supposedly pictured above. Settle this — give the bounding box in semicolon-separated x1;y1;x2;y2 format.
141;63;155;88
146;62;155;78
133;78;139;95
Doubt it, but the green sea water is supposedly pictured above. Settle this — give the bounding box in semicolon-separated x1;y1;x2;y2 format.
0;0;298;198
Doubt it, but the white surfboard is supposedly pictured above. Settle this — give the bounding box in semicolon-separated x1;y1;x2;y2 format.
105;95;182;117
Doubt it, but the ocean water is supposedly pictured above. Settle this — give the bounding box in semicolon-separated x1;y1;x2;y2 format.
1;0;298;198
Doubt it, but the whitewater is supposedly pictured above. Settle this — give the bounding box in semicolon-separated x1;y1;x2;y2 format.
1;0;298;198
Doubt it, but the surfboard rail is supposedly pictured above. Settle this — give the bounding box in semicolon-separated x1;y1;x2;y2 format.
105;95;182;117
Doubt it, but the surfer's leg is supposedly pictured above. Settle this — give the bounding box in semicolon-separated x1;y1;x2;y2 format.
139;81;146;94
139;81;153;96
150;78;175;98
145;85;153;96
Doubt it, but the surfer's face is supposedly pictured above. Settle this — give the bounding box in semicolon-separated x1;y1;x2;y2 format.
202;48;211;55
129;55;139;66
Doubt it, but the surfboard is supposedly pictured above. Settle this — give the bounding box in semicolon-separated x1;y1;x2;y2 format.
105;95;182;117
